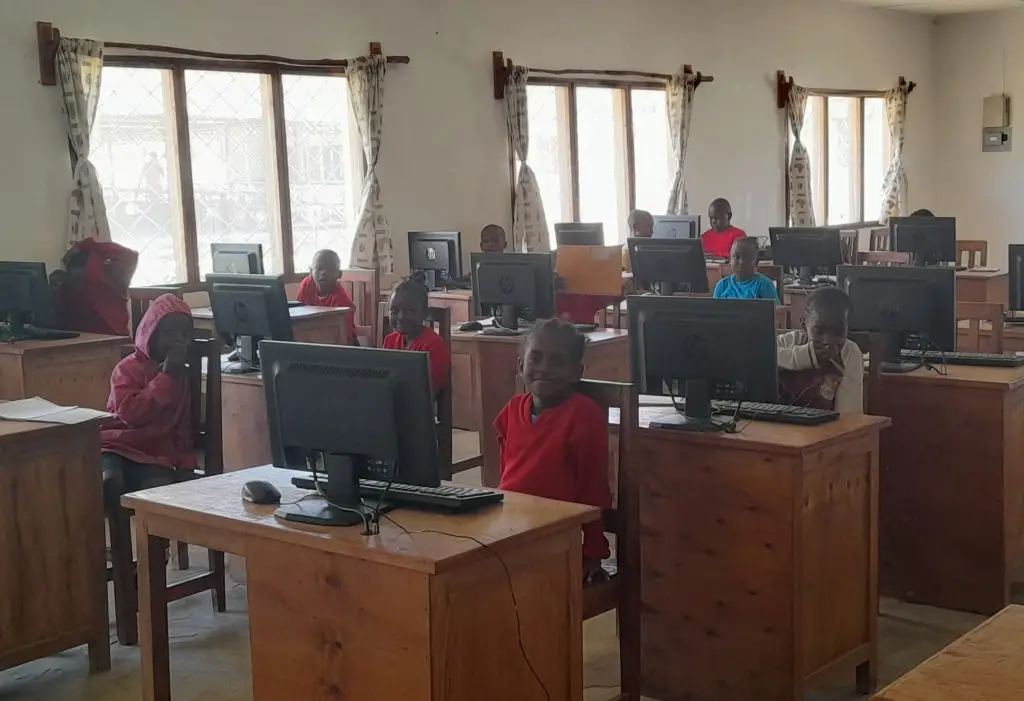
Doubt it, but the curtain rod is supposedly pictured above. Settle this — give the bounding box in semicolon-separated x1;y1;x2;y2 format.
775;69;916;109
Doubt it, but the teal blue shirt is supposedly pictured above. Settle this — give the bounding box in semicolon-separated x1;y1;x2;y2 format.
713;273;778;302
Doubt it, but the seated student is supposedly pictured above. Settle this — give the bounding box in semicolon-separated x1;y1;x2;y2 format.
495;319;611;585
714;237;778;302
296;248;358;345
777;287;863;414
101;294;195;513
480;224;508;254
621;209;654;273
909;208;935;217
382;277;451;397
701;198;747;259
51;237;139;336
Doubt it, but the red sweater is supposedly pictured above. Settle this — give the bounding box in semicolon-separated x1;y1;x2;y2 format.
700;226;747;258
495;392;611;560
382;327;451;396
296;275;358;344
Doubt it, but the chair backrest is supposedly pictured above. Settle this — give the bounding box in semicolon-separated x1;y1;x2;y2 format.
341;267;379;346
757;263;784;302
839;230;859;264
425;307;454;479
775;305;791;330
597;303;626;329
186;338;223;477
956;240;988;269
956;301;1004;354
857;251;911;267
129;286;188;337
869;227;891;252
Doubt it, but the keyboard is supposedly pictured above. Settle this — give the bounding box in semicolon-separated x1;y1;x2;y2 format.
291;476;504;512
287;300;303;308
899;350;1024;368
573;323;598;333
711;400;840;426
443;279;472;290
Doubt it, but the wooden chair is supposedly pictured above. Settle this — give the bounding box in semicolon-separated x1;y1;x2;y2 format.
597;303;626;330
857;251;911;267
106;337;226;646
839;230;859;264
775;306;791;329
956;240;988;269
869;227;891;252
956;302;1004;354
341;267;379;346
128;286;185;337
757;263;784;302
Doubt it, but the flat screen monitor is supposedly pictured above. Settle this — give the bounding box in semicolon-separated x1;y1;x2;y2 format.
408;231;463;289
769;227;844;286
470;252;556;330
627;237;708;295
554;222;604;247
653;215;701;240
206;273;294;373
211;243;265;275
891;216;957;266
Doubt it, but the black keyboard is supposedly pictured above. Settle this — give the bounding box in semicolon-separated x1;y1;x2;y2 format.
711;400;840;426
573;323;598;333
899;350;1024;368
443;279;472;290
291;476;504;512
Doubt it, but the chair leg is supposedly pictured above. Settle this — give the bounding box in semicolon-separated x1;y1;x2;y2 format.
209;548;227;613
856;659;877;695
107;507;138;646
175;541;190;570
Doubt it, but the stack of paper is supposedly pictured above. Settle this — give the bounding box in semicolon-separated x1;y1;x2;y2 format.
0;397;111;425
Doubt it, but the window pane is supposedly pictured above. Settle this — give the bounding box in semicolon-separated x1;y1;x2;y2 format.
186;70;280;278
93;67;187;285
863;97;888;222
631;89;672;216
526;85;572;228
282;74;356;270
576;87;629;244
827;97;857;225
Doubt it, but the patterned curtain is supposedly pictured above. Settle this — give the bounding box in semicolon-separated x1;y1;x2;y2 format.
666;69;698;215
786;85;815;226
347;55;392;275
505;67;550;253
56;38;109;247
879;82;909;224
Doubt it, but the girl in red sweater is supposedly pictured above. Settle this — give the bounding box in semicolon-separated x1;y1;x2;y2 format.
494;318;611;584
296;249;358;344
382;278;450;397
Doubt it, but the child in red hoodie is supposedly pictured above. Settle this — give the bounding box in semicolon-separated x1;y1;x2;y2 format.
382;278;450;397
101;294;194;510
494;318;611;584
296;249;359;345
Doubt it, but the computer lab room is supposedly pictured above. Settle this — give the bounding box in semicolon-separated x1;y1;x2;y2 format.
5;0;1024;699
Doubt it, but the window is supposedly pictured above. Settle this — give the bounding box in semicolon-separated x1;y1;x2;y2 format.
787;95;891;227
523;82;673;245
92;63;361;286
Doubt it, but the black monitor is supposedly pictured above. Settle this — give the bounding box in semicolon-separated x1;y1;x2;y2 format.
0;262;58;340
211;243;264;275
627;237;708;295
653;215;701;239
554;222;604;247
628;296;778;431
470;252;556;330
206;274;294;373
408;231;463;290
769;227;844;287
1010;245;1024;317
838;264;956;373
261;341;440;528
891;216;956;266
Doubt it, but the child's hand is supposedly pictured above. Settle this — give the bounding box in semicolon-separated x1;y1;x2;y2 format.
161;344;188;376
583;559;608;586
812;339;840;364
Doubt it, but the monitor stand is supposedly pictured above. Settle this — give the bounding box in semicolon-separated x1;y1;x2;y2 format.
223;336;260;374
420;269;439;291
650;381;722;432
276;451;375;528
793;266;817;288
495;304;520;331
879;332;919;374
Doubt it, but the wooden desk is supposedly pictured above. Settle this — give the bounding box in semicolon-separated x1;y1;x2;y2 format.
874;604;1024;701
123;465;596;701
870;364;1024;614
428;289;474;325
192;305;352;345
454;328;630;485
626;407;890;700
958;322;1024;352
957;269;1008;307
0;333;127;410
783;286;812;327
219;371;268;471
0;420;109;675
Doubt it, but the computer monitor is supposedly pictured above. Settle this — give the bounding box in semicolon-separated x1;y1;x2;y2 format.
838;264;956;372
211;243;265;275
627;237;708;295
408;231;463;289
653;215;701;240
1009;245;1024;317
206;274;294;373
628;296;778;431
261;340;441;527
554;222;604;247
891;216;957;266
470;252;556;330
769;227;844;287
0;262;56;340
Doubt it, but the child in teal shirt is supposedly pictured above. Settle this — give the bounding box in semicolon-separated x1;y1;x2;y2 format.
713;237;778;302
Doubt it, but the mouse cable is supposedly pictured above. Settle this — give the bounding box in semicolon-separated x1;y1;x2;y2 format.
307;453;374;535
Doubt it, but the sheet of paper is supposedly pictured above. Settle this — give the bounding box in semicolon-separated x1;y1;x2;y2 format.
0;397;111;424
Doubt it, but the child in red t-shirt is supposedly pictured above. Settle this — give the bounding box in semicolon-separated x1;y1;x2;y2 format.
700;197;747;259
382;278;450;397
494;318;611;584
296;249;358;344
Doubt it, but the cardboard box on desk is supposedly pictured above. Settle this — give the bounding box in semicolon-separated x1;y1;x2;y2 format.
555;245;623;295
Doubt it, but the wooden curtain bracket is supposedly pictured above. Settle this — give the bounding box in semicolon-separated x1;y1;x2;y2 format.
369;42;382;56
776;70;794;109
37;21;61;86
899;76;917;95
682;64;715;87
493;51;513;100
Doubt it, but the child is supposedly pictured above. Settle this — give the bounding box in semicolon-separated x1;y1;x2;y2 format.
700;198;747;259
714;237;778;302
296;249;358;345
494;319;612;584
622;209;654;273
480;224;508;254
777;287;863;414
101;294;195;510
382;278;451;397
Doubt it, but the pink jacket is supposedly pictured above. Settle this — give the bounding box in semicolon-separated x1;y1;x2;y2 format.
101;294;195;469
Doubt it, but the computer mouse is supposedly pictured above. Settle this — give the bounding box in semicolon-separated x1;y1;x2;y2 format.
458;320;484;332
242;480;281;505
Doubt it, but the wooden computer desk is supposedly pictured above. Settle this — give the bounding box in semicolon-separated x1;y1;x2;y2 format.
0;420;109;675
123;466;597;701
453;328;629;486
957;269;1008;306
870;364;1024;615
874;604;1024;701
428;289;474;325
0;333;128;410
617;405;890;701
191;305;352;345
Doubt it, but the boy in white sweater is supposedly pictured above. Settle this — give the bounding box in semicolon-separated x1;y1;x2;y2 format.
777;287;863;414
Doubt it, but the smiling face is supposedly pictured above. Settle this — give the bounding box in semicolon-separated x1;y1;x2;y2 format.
519;325;583;409
389;285;426;338
729;238;758;280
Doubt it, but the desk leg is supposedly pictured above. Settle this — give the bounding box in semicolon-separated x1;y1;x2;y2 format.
137;518;171;701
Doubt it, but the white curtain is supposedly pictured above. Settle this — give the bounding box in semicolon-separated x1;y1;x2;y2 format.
56;37;109;247
786;85;815;226
505;66;550;253
666;69;698;215
879;82;909;224
347;55;392;275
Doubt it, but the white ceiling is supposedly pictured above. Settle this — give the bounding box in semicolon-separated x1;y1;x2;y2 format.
841;0;1024;14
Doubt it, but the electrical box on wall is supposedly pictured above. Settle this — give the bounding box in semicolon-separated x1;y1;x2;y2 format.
983;94;1011;152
